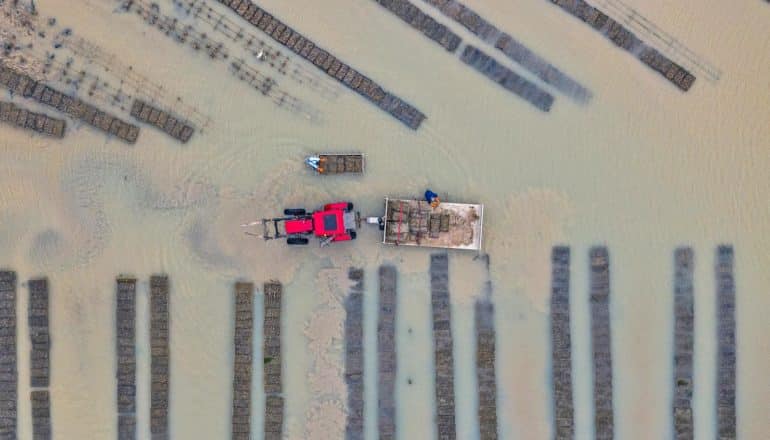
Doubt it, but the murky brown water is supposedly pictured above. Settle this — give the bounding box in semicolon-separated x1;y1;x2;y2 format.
1;0;768;439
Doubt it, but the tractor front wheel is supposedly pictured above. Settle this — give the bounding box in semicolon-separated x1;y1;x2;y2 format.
287;237;309;246
284;208;306;216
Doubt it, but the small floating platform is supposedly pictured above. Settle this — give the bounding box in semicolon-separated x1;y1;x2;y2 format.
380;197;483;250
305;154;364;175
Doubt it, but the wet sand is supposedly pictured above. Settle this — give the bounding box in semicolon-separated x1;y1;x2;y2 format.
0;0;769;439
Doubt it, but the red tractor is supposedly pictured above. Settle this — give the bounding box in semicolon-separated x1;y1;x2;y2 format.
246;202;360;246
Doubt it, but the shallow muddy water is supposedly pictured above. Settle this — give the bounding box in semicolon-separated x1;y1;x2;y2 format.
0;0;768;439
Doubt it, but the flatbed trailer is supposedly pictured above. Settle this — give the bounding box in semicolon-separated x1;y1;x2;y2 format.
378;197;483;251
305;153;365;175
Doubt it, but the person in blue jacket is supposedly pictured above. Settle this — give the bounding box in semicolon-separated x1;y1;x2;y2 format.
424;189;441;208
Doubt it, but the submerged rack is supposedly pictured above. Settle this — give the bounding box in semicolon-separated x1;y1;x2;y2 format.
263;281;284;440
0;271;17;439
232;282;254;440
430;253;456;439
345;268;365;440
550;246;574;439
216;0;427;130
0;65;140;143
116;277;137;440
150;275;170;440
377;265;397;439
0;100;66;138
589;247;614;440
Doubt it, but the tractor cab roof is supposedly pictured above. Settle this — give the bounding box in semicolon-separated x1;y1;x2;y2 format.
313;210;344;236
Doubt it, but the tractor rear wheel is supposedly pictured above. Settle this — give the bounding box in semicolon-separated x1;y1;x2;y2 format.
349;230;357;240
284;208;306;216
347;202;354;211
287;237;309;246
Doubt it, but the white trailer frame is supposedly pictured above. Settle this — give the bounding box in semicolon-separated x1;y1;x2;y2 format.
381;197;484;251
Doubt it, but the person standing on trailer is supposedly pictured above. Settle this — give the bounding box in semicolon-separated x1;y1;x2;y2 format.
425;189;441;208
